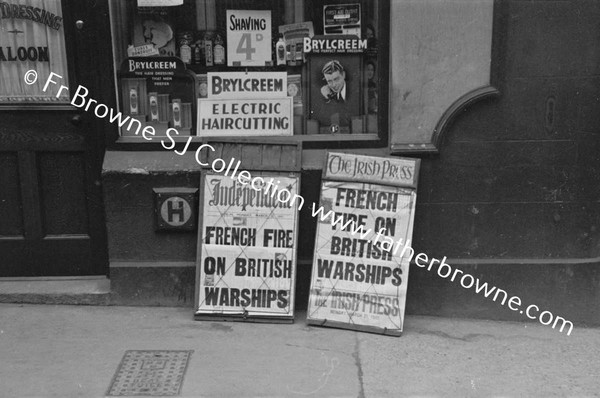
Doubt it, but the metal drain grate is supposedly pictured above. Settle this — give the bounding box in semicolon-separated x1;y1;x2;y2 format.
107;350;193;396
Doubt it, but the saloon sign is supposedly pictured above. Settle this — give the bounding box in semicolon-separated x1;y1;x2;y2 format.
0;0;69;104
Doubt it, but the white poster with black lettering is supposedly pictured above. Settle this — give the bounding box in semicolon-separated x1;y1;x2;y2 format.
226;10;272;67
195;172;299;321
197;72;292;136
307;152;420;336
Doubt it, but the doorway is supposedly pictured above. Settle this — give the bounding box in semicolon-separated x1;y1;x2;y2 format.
0;0;112;277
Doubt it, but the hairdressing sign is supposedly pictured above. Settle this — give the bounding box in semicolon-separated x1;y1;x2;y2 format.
0;0;69;104
307;152;420;336
195;172;299;321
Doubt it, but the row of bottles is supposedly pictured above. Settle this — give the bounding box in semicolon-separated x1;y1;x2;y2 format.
177;32;305;67
178;31;225;66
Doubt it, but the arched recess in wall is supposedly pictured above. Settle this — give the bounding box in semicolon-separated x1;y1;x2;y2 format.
389;0;504;154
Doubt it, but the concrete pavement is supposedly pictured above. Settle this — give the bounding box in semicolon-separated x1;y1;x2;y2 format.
0;303;598;397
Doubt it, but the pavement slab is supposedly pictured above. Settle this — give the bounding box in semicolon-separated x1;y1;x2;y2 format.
0;304;598;397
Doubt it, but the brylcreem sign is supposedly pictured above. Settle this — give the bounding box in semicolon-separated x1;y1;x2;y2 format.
207;72;287;99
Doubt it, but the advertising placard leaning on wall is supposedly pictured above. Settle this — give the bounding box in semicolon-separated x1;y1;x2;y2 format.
307;152;420;336
195;171;300;322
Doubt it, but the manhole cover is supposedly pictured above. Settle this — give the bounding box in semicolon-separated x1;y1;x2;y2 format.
107;350;193;396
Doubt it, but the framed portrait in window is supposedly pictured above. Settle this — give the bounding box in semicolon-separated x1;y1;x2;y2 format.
308;54;362;135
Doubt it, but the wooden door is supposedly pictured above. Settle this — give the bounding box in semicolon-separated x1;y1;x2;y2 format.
0;0;112;276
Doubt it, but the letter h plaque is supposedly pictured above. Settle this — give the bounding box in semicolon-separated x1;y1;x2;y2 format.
153;188;198;231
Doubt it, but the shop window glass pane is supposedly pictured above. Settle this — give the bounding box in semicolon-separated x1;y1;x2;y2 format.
0;0;70;105
109;0;384;140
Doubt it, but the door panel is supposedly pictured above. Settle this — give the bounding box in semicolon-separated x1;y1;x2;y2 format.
0;152;23;237
0;133;98;277
39;152;90;235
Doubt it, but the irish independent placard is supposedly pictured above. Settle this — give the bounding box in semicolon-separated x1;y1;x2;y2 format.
195;172;299;321
307;152;420;335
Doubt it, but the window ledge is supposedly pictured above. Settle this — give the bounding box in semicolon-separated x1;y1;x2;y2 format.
116;133;380;144
102;150;202;174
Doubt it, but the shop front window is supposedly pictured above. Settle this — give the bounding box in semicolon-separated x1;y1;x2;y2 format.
109;0;388;146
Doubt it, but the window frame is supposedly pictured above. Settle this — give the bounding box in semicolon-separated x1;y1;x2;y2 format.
107;0;389;151
0;0;79;111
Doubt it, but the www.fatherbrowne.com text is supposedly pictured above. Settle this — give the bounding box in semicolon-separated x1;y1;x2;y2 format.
37;71;574;336
311;206;574;336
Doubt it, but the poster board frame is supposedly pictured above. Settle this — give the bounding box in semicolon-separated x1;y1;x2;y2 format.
194;141;302;324
306;152;420;336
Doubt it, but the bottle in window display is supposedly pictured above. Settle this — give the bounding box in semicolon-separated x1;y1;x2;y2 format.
193;41;202;64
178;31;193;64
180;41;191;64
287;41;296;66
172;99;182;128
213;33;225;65
295;41;303;63
204;32;214;66
193;32;204;65
276;34;286;65
129;88;139;115
149;92;159;121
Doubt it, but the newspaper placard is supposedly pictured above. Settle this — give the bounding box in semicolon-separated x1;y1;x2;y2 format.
226;10;272;67
196;173;299;320
307;153;420;335
197;97;293;136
